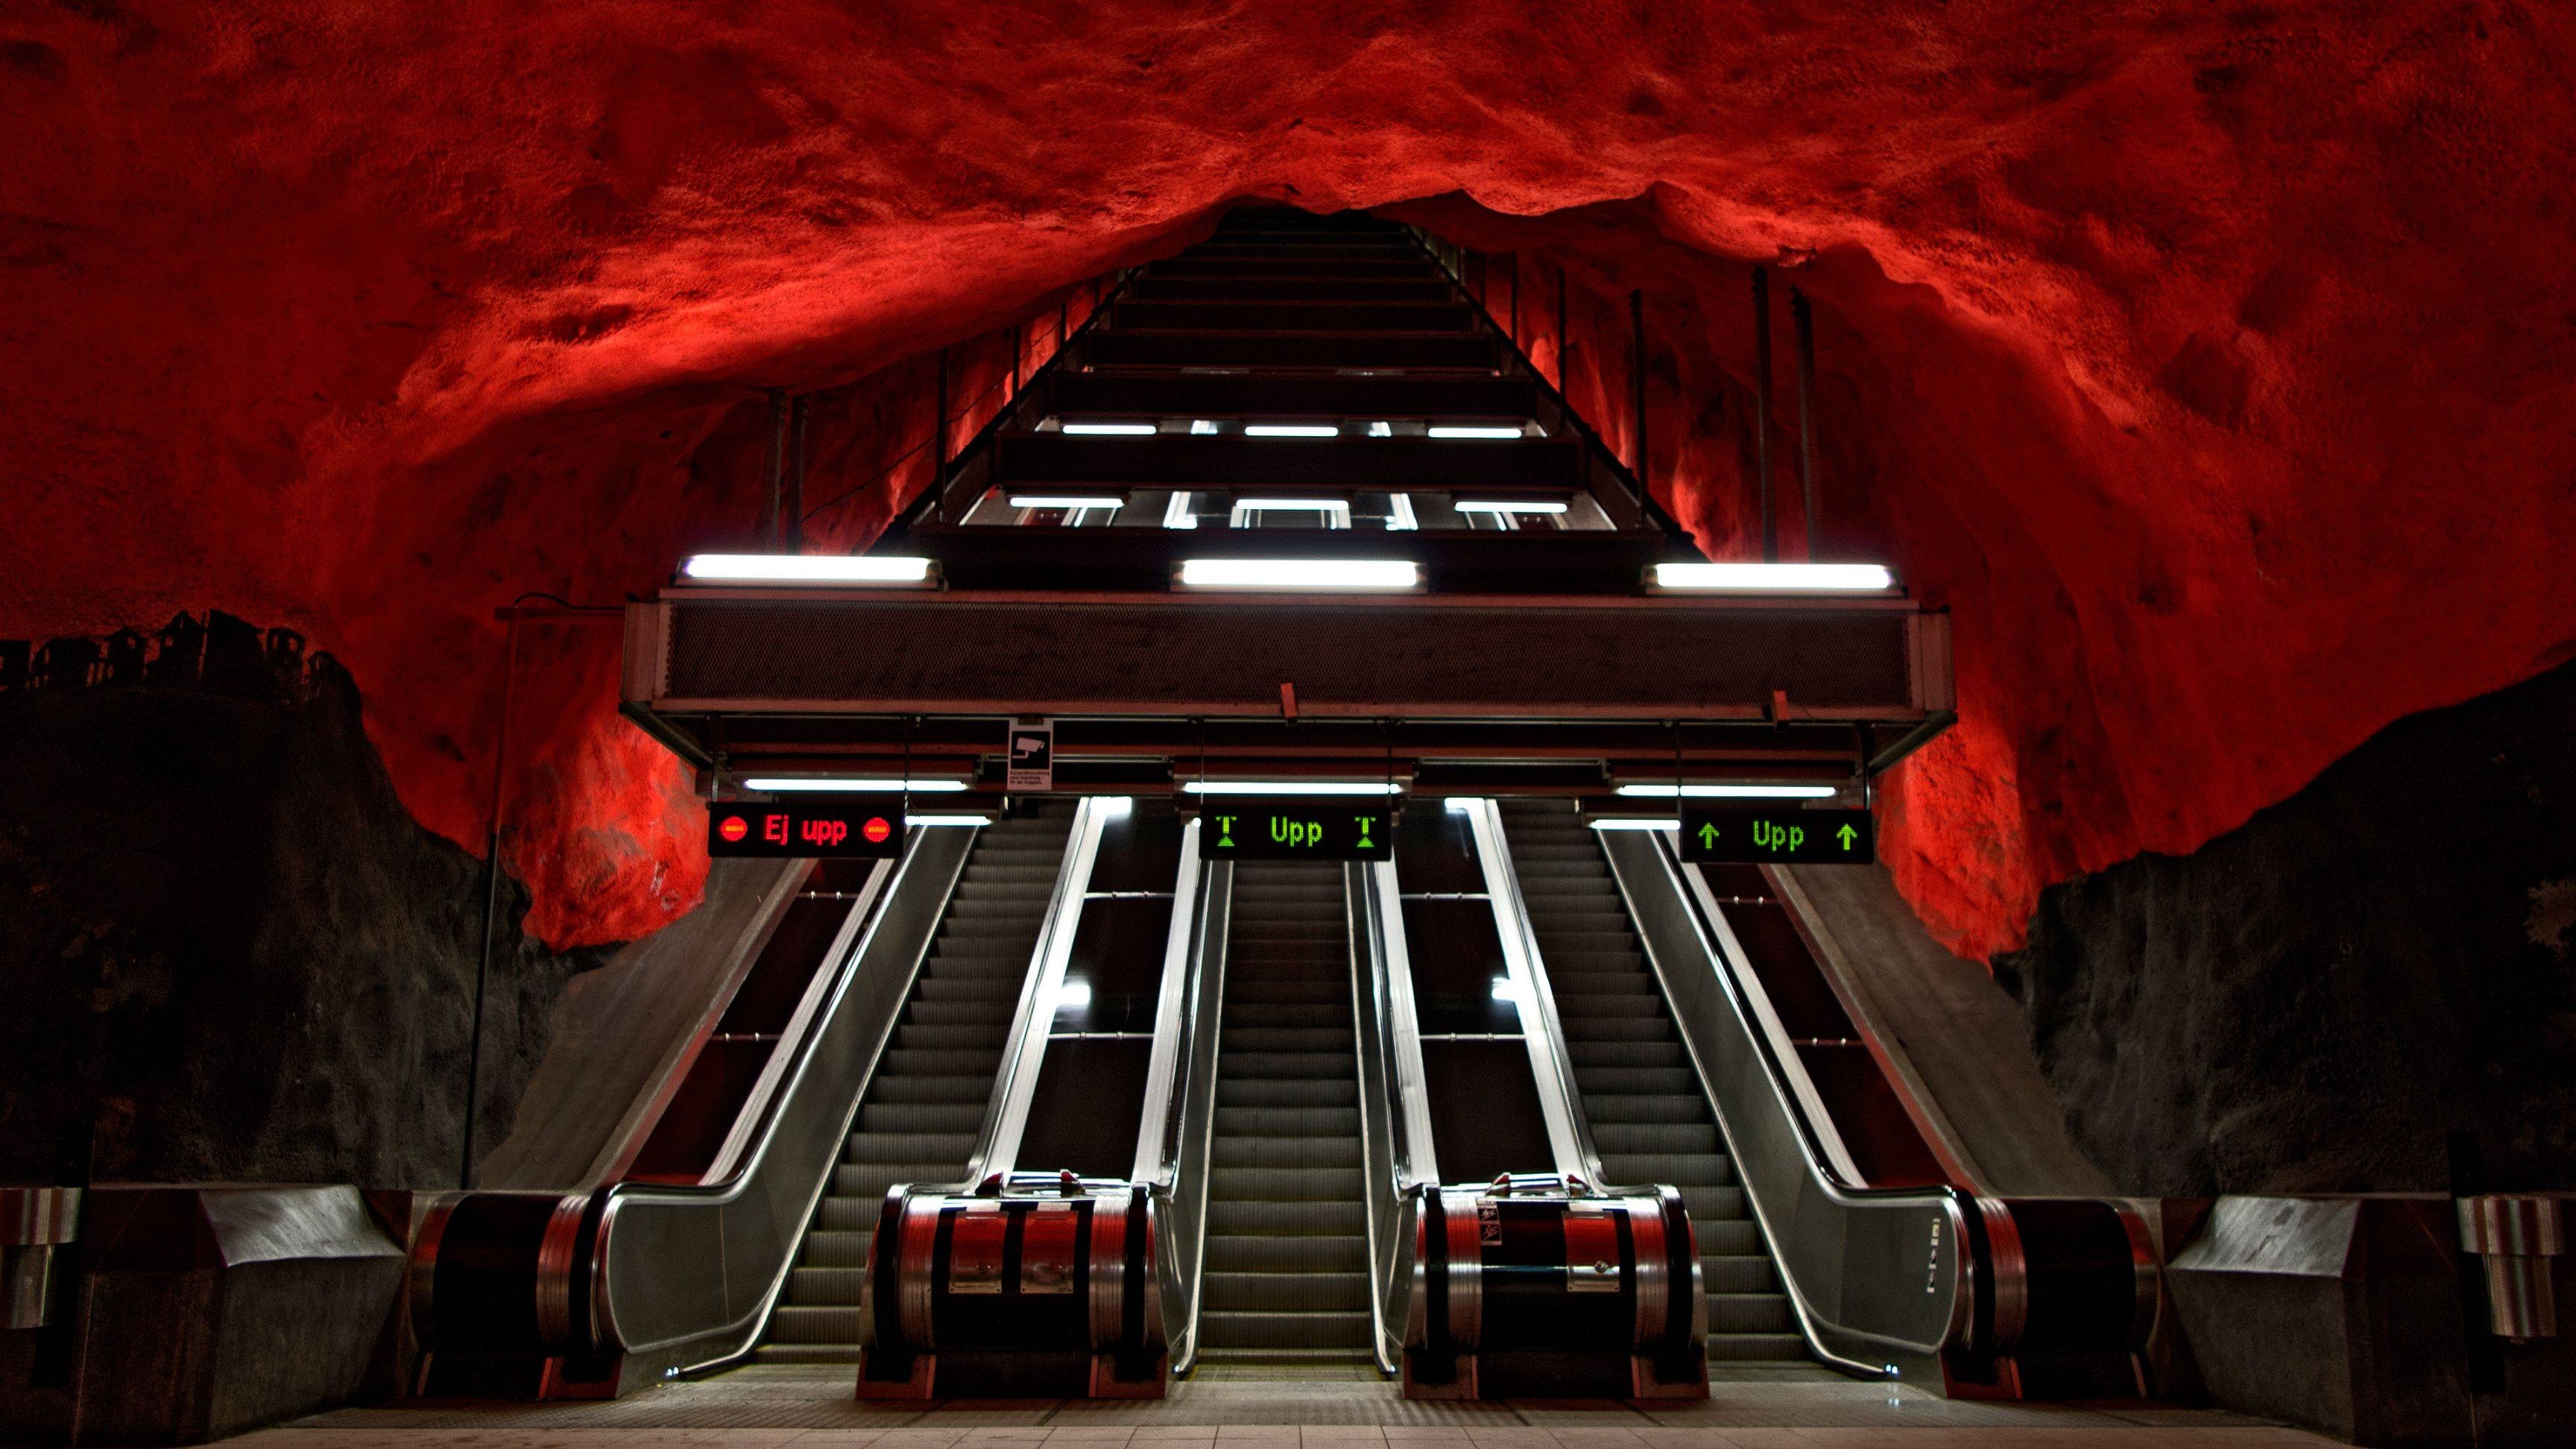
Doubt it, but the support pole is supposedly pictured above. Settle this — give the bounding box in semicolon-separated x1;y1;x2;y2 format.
763;387;788;548
931;347;950;523
1629;289;1649;487
462;614;522;1190
1752;267;1777;562
786;394;809;552
1791;288;1819;560
1556;265;1569;392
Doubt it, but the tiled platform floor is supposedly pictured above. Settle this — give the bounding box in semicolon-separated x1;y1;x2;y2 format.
267;1364;2334;1447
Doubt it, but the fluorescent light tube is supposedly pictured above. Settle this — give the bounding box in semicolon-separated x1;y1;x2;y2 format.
1428;426;1525;440
745;777;970;793
1163;491;1198;529
1061;422;1156;435
1183;781;1402;797
1244;424;1340;438
1386;494;1420;531
1366;421;1393;437
1589;818;1680;831
1190;419;1219;435
1614;783;1839;799
1009;494;1124;510
1233;497;1348;511
1055;978;1093;1011
1490;977;1522;1003
1177;558;1417;590
682;554;932;584
1453;500;1569;514
906;813;991;827
1652;563;1895;592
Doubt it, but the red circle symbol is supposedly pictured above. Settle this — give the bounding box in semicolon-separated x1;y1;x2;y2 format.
718;815;750;842
862;815;894;845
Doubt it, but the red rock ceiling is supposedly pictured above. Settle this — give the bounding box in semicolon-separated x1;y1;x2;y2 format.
5;2;2572;957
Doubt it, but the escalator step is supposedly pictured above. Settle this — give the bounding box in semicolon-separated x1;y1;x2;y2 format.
1213;1135;1363;1169
1218;1078;1357;1108
1196;1310;1374;1351
1208;1199;1369;1236
1202;1270;1371;1313
1204;1234;1370;1273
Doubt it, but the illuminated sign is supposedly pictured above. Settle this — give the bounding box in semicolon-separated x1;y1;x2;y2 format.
1201;798;1392;860
1679;806;1874;865
708;798;904;859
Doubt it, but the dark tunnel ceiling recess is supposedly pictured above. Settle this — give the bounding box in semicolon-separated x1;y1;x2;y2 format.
636;210;1952;802
5;1;2570;957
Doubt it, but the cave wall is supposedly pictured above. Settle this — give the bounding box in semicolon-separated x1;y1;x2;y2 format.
0;640;604;1187
4;2;2573;962
1997;654;2576;1196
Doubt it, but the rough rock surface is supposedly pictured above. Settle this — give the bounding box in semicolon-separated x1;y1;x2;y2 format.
1998;656;2576;1195
0;654;603;1187
4;3;2574;957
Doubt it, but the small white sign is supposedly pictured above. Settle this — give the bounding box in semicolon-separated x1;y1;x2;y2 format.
1006;720;1054;792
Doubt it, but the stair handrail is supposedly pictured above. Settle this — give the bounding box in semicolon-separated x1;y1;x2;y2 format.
1456;798;1609;1189
1143;850;1231;1374
1348;858;1439;1374
963;798;1117;1183
1596;826;1973;1383
577;823;979;1379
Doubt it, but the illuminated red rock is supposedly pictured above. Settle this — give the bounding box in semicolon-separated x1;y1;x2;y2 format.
4;1;2570;955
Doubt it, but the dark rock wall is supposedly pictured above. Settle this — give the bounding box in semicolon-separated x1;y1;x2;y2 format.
0;647;604;1188
1999;654;2576;1196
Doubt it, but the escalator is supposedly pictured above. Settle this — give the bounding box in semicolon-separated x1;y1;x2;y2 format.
760;808;1076;1363
1196;860;1371;1362
1496;800;1805;1366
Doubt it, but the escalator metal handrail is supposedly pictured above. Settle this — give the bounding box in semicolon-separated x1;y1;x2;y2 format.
584;824;979;1375
967;798;1115;1181
1597;826;1973;1382
1456;798;1607;1188
1149;854;1229;1374
1348;859;1437;1374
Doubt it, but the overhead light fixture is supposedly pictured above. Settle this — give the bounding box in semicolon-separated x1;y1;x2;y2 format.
1428;426;1524;440
1651;563;1895;592
1614;783;1839;799
1009;494;1125;510
1163;491;1198;529
1190;419;1220;435
1096;796;1134;818
1061;422;1157;435
1366;421;1393;437
1055;978;1093;1011
906;813;992;827
1490;977;1522;1003
1176;558;1419;590
1244;424;1340;438
1184;781;1402;797
681;554;932;584
1386;494;1420;531
745;777;970;793
1453;500;1568;514
1589;818;1679;832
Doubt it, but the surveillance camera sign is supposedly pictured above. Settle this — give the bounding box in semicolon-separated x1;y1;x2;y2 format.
1007;720;1054;792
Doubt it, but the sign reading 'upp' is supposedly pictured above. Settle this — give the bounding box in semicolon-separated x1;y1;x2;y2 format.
1202;798;1394;861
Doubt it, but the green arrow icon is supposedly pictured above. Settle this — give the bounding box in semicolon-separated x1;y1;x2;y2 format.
1697;823;1720;849
1836;823;1857;851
